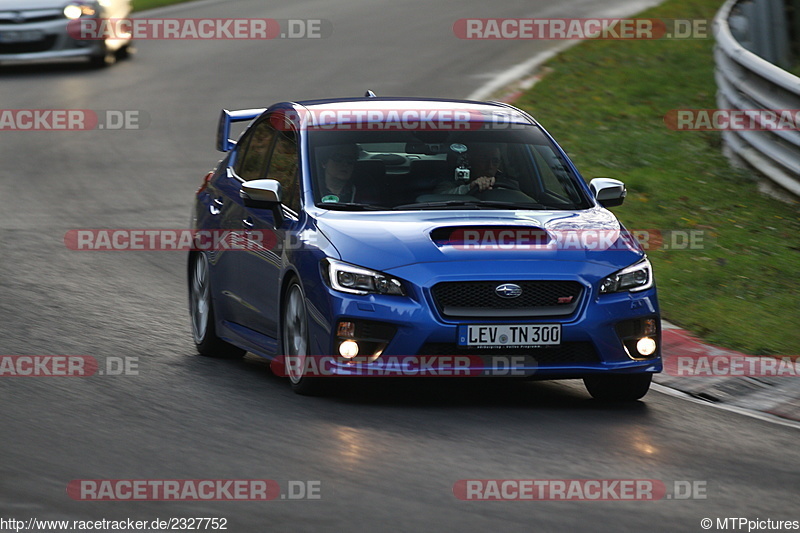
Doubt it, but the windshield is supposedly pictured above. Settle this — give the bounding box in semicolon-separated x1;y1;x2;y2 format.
308;126;592;211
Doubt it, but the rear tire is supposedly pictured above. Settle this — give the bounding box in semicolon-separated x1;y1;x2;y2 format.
583;373;652;402
189;252;245;359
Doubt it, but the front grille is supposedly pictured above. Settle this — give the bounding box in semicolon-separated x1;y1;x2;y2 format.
431;280;583;318
419;342;600;364
0;11;62;24
0;35;57;54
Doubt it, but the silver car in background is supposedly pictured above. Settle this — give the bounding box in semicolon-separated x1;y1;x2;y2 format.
0;0;132;67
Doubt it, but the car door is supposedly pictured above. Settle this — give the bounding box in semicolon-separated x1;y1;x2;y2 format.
237;125;302;340
215;118;277;330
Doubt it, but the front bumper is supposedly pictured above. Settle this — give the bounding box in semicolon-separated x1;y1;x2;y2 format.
0;19;127;62
306;266;662;379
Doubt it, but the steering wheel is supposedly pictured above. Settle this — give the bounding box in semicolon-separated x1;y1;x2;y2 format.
467;177;519;192
491;178;520;191
474;184;536;203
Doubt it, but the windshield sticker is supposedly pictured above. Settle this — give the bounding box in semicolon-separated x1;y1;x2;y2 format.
321;195;339;203
450;143;468;153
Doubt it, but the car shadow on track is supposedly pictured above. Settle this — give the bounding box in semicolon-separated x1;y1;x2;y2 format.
0;60;118;77
326;378;649;412
198;353;653;414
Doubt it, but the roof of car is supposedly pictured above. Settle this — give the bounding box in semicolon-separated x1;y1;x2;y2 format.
281;96;537;126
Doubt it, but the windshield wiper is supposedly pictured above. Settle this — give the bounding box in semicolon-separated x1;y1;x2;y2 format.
317;202;386;211
393;200;546;210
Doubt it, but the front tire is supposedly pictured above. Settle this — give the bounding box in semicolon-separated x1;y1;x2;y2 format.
189;252;245;359
89;42;116;68
115;42;135;61
282;280;326;395
583;373;652;402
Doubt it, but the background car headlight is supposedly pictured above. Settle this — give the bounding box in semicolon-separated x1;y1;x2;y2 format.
64;4;96;19
323;259;405;296
599;258;653;294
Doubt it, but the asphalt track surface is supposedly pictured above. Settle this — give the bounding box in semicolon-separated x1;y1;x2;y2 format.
1;0;798;531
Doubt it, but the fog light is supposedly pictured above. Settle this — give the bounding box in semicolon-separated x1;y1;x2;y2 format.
643;318;658;336
339;340;359;358
636;337;657;357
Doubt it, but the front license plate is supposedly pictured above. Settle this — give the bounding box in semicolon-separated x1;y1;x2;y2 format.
0;30;44;43
458;324;561;347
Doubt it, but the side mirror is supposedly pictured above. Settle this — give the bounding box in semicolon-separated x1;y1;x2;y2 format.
589;178;626;208
240;179;283;228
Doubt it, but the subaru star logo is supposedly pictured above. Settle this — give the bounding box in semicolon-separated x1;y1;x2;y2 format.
495;283;522;298
12;12;25;24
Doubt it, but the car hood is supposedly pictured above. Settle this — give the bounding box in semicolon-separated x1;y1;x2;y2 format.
0;1;65;9
315;207;643;273
0;0;129;11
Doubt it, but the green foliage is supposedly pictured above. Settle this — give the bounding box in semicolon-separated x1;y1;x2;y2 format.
515;0;800;354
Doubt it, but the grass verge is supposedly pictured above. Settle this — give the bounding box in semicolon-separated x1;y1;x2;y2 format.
514;0;800;355
132;0;197;12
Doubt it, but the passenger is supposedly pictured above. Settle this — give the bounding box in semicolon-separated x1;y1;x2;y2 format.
318;145;359;202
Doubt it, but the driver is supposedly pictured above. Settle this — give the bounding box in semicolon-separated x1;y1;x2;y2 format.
435;144;517;195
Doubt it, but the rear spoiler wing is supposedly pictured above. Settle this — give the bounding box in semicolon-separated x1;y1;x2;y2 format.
216;108;266;152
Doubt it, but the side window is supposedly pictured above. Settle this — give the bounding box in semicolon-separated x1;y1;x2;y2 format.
266;131;300;213
234;121;276;181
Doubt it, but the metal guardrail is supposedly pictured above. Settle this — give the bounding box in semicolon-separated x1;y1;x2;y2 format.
714;0;800;198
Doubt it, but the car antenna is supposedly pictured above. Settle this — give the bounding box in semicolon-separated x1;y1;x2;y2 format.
365;90;377;97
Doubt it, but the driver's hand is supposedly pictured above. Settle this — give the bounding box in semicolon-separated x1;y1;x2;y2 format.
469;176;495;191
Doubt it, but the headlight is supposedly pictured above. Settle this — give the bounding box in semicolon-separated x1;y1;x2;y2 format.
64;4;96;19
599;258;653;294
323;259;405;296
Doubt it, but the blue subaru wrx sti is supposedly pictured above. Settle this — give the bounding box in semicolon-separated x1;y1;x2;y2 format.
188;95;661;400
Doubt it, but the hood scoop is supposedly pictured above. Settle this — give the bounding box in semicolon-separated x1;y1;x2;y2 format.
430;226;551;248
